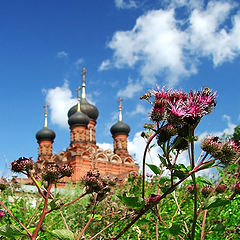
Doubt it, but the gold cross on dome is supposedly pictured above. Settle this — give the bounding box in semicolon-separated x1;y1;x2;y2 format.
81;67;87;83
44;103;49;127
118;97;123;122
118;97;123;110
76;86;81;99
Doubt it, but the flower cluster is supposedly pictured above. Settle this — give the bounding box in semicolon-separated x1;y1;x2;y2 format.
82;171;116;201
201;136;239;164
42;164;73;182
201;185;214;197
11;157;34;174
149;87;216;125
0;210;5;219
0;178;7;191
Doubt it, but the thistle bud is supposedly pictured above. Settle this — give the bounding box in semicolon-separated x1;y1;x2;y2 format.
11;157;34;174
216;184;227;194
0;210;5;219
201;185;214;198
234;182;240;194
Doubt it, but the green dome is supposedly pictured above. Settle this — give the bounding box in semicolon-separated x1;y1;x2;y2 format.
110;121;130;136
36;127;56;142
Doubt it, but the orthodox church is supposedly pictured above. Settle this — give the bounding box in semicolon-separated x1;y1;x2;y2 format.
35;68;139;185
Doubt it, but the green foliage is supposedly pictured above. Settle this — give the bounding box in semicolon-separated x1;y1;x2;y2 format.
51;229;75;240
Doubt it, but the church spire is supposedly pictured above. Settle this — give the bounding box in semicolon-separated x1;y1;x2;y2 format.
76;86;81;112
81;67;87;99
44;103;48;128
118;97;123;122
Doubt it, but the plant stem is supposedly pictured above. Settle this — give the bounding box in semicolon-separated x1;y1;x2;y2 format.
63;191;87;207
189;127;197;240
142;132;158;199
32;183;52;240
0;200;32;238
113;167;198;240
201;210;208;240
28;174;46;199
59;209;69;230
90;216;127;240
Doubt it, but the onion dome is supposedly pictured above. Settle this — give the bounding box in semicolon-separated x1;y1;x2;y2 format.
67;99;99;121
36;127;56;142
111;121;130;136
68;85;90;127
36;104;56;142
68;111;90;127
110;97;130;136
67;67;99;121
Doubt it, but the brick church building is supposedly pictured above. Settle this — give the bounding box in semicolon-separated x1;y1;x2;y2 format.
35;68;139;185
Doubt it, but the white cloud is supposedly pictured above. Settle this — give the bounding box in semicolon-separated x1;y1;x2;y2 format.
188;1;240;66
115;0;138;9
102;1;240;86
198;114;237;142
117;78;143;98
98;59;111;71
128;104;147;116
98;143;113;151
57;51;68;58
75;58;84;69
45;80;77;128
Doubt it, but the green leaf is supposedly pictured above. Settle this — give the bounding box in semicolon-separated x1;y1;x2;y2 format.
146;163;161;175
0;225;27;238
118;196;145;210
197;177;213;186
158;155;167;167
214;223;225;232
159;176;171;185
168;224;182;235
51;229;75;240
199;161;215;170
203;196;230;210
228;164;238;171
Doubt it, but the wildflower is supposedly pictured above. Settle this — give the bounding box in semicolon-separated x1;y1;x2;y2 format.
201;185;214;197
201;136;222;158
219;140;239;164
42;164;73;182
0;178;7;191
216;184;227;194
186;184;194;194
11;157;34;174
157;124;177;144
234;182;240;194
146;173;153;178
0;210;5;219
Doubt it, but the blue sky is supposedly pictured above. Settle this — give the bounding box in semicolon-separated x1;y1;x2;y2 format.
0;0;240;177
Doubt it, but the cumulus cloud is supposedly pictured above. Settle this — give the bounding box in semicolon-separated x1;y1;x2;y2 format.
117;78;143;98
98;143;113;150
45;81;77;128
128;104;148;116
198;114;237;143
75;58;84;69
101;0;240;88
57;50;68;58
98;59;111;71
115;0;138;9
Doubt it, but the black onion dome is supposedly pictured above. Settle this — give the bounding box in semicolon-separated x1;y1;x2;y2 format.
68;111;90;127
67;98;99;121
110;121;130;136
36;127;56;142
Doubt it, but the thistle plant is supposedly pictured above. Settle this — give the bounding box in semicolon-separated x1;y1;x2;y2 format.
112;86;240;240
0;158;116;240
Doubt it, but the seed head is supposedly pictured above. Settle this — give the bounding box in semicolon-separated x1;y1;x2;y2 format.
11;157;34;174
